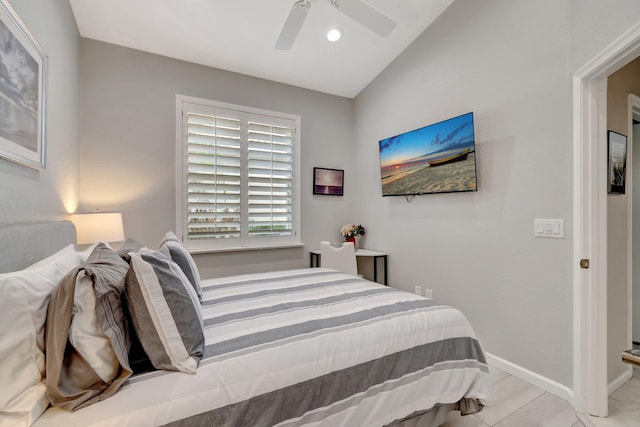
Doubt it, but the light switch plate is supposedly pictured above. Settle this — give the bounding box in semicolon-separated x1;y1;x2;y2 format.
534;219;564;238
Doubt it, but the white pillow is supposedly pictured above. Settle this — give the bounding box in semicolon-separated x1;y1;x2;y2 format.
0;244;83;426
26;243;82;270
24;245;84;359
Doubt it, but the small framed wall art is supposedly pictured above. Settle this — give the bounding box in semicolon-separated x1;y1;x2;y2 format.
313;167;344;196
0;0;47;169
607;130;627;194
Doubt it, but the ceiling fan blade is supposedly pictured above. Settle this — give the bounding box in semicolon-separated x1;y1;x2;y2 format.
275;0;311;50
332;0;397;37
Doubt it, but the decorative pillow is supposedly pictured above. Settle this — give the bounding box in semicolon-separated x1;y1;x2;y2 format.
0;244;83;426
117;238;144;263
158;231;203;300
125;248;204;373
45;243;132;411
76;242;101;262
122;311;155;375
116;237;155;373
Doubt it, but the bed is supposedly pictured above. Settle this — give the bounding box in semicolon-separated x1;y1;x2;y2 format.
0;221;490;427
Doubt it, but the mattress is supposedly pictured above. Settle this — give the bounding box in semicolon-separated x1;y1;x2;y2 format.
33;268;490;426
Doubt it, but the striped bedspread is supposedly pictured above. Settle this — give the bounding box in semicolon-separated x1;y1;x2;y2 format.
34;268;490;427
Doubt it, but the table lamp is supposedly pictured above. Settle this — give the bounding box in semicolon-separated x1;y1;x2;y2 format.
71;212;125;245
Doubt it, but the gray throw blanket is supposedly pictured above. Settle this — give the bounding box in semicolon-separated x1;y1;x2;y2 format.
45;243;132;411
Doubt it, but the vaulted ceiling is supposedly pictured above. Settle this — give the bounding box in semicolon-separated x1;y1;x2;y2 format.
69;0;454;98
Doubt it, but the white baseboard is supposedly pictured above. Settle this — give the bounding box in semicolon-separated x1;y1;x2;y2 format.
485;352;574;404
576;413;597;427
608;366;632;395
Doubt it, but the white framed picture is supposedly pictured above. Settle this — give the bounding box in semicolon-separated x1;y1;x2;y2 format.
0;0;47;169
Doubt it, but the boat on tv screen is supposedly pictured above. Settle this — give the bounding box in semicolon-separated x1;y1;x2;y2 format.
378;112;477;196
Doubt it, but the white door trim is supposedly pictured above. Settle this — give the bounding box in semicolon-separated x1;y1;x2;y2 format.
629;94;640;355
573;22;640;416
573;69;608;417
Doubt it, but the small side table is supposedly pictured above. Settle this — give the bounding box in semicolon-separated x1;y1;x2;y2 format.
310;248;389;286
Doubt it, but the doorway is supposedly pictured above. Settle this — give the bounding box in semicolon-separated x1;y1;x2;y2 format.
574;24;640;417
632;100;640;348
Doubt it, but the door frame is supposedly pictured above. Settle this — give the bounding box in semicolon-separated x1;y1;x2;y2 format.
629;94;640;354
573;22;640;416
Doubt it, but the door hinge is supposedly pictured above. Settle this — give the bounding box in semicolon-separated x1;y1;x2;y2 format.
580;259;590;269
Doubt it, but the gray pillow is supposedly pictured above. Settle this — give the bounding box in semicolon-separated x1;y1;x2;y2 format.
158;231;203;300
125;248;204;373
117;238;144;263
45;243;132;411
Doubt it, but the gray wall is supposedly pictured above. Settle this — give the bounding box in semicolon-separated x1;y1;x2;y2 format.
78;39;355;279
569;0;640;72
0;0;79;222
349;0;640;390
607;57;640;382
352;0;638;389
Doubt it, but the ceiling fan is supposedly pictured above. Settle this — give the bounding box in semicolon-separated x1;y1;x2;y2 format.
275;0;398;50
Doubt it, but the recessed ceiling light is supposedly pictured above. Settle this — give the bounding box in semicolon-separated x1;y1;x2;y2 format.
326;27;343;42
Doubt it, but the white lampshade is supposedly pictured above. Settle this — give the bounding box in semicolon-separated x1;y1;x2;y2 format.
71;212;125;245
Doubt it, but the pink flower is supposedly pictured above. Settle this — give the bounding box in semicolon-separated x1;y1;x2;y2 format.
340;224;366;238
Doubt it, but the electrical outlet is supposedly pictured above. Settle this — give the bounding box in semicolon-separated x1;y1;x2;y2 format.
424;288;433;299
414;285;421;295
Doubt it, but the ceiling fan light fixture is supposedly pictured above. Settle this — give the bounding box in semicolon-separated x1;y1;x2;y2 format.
276;0;397;50
327;27;343;42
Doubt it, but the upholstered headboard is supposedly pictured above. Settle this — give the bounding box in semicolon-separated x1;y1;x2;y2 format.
0;221;77;273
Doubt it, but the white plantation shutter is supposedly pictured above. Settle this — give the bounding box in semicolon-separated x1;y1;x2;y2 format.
177;96;300;251
187;113;241;240
247;122;294;238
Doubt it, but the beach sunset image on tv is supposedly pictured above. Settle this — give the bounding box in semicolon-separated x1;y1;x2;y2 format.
379;112;477;196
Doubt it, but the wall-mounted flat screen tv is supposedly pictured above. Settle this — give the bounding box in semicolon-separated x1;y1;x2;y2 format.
378;112;477;196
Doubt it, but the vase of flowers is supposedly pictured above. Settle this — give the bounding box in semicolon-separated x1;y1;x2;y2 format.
340;224;365;249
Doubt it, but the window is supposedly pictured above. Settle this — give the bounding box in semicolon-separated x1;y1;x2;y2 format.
176;95;300;251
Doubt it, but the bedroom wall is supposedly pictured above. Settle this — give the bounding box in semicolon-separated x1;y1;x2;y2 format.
352;0;640;392
607;56;640;384
569;0;640;73
0;0;79;223
77;39;354;279
352;0;574;389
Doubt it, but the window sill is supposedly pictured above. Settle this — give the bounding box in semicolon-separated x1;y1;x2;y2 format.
188;243;306;255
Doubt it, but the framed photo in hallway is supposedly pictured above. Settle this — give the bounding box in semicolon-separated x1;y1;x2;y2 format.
608;130;627;194
0;0;47;170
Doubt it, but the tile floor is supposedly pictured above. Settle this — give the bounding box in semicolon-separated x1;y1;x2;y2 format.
442;365;585;427
441;365;640;427
585;367;640;427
